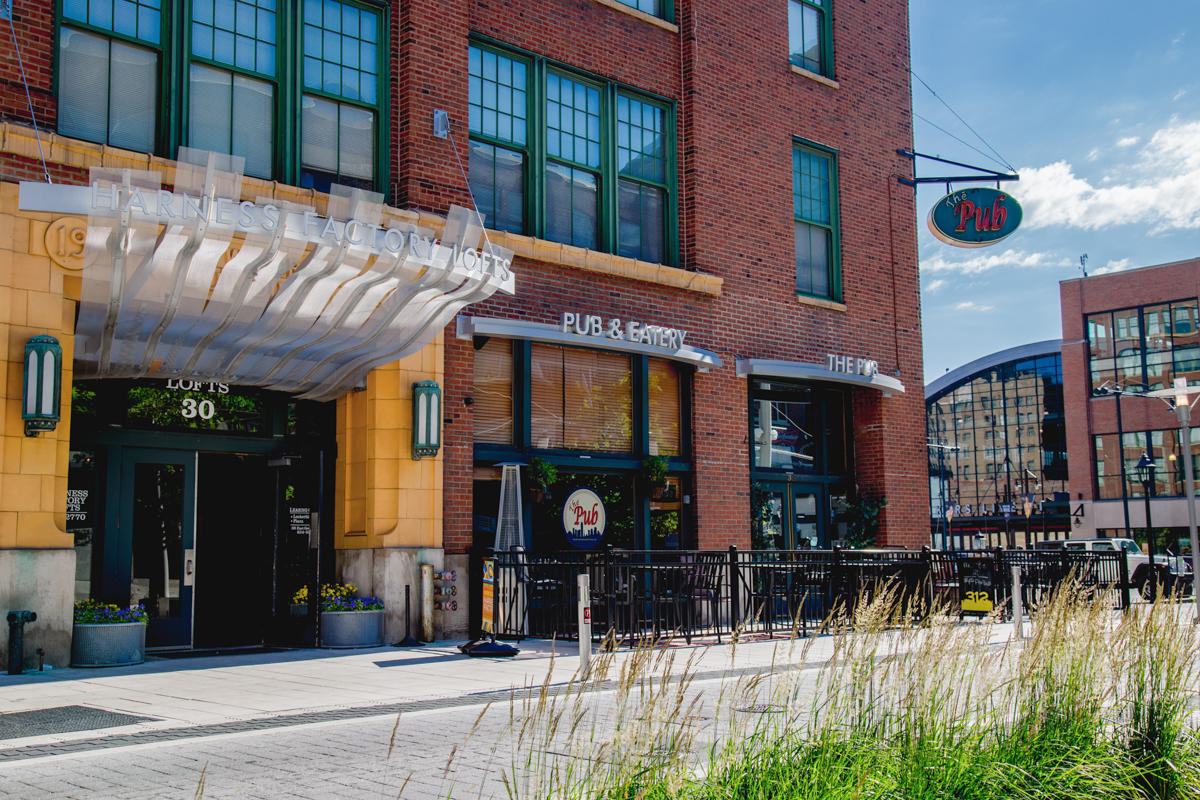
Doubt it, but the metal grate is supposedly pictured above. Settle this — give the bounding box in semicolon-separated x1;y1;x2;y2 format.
0;705;155;740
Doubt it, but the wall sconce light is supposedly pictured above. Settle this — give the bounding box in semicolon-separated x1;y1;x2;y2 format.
412;380;442;460
22;336;63;437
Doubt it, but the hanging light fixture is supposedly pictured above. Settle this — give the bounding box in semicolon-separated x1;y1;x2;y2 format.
22;336;63;437
412;381;442;459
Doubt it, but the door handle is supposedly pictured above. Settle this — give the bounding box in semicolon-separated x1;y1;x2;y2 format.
183;548;195;586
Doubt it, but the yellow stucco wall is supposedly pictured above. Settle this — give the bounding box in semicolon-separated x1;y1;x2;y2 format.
0;184;78;550
335;340;445;551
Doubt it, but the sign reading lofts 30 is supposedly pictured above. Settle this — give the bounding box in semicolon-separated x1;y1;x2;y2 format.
928;187;1022;248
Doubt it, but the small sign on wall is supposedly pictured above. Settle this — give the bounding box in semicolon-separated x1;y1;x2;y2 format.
563;488;606;550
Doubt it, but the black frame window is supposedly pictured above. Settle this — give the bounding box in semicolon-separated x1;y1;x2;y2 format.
1087;299;1200;395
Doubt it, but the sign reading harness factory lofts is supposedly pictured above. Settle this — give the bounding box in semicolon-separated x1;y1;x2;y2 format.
18;149;515;401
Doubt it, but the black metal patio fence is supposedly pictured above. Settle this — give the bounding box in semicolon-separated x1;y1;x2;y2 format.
482;546;1134;645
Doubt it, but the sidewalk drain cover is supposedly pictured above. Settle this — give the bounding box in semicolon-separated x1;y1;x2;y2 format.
0;706;156;739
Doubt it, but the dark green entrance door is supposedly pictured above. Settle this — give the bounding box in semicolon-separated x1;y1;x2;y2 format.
752;481;825;550
120;448;197;649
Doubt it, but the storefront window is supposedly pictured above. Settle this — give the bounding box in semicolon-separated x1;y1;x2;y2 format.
530;344;632;452
1094;428;1200;499
648;358;681;456
68;449;98;602
473;339;513;445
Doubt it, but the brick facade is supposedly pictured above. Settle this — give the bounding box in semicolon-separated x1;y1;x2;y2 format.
3;0;927;556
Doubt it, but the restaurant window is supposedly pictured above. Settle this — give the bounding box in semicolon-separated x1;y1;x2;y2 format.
750;380;848;475
472;338;513;445
468;42;677;265
530;344;632;453
787;0;832;77
1087;299;1200;394
58;0;386;190
793;142;840;301
648;358;681;456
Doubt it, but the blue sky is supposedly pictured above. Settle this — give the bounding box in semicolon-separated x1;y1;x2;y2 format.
910;1;1199;384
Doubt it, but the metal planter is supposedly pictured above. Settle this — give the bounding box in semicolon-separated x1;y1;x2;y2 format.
319;609;385;648
71;622;146;667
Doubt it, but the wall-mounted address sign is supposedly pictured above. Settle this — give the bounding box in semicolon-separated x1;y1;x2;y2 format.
928;187;1022;248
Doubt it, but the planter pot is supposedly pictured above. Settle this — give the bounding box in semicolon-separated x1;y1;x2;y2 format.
320;609;385;648
71;622;146;667
290;603;309;617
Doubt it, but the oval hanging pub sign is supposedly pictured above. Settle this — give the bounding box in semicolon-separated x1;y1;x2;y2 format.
928;187;1022;248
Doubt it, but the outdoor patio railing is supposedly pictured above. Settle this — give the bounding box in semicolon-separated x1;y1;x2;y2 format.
479;545;1141;646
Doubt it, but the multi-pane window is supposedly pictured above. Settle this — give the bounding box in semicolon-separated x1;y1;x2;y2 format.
467;42;676;265
793;144;839;300
1087;299;1200;394
615;0;668;19
788;0;832;77
58;1;160;153
58;1;384;190
1094;429;1200;499
468;47;527;234
300;0;380;191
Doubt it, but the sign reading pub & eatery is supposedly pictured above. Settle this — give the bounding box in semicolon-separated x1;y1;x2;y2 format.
928;187;1022;248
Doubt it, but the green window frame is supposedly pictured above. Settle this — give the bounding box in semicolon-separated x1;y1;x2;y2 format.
612;0;674;23
787;0;833;77
792;141;840;301
55;0;389;192
468;40;678;267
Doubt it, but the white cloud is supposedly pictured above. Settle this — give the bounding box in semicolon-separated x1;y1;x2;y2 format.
1092;258;1135;276
1174;88;1188;102
1116;136;1140;147
954;300;994;312
924;278;947;293
1086;147;1101;162
1018;118;1200;233
920;248;1072;276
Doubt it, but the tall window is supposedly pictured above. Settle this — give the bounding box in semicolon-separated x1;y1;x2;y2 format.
793;143;839;300
1094;429;1200;499
58;0;161;153
58;1;385;190
1087;299;1200;394
788;0;832;77
467;42;676;266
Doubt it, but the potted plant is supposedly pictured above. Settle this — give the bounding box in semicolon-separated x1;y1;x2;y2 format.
642;455;670;498
71;600;148;667
318;583;385;648
289;586;311;617
528;457;558;503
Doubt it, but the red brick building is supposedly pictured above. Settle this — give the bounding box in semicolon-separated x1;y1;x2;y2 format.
1060;258;1200;550
0;0;924;662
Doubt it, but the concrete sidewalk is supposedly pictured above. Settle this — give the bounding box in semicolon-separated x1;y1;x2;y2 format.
0;623;1021;757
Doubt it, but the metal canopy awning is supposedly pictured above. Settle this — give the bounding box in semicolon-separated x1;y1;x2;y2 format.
456;316;723;371
18;150;515;402
736;358;905;394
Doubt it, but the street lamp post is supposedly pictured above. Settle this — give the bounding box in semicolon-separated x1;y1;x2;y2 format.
1136;452;1157;562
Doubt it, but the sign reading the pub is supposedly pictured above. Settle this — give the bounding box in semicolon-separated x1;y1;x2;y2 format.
562;488;606;550
928;187;1022;248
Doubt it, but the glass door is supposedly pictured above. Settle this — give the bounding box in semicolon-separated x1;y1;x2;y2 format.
121;449;196;649
753;481;826;549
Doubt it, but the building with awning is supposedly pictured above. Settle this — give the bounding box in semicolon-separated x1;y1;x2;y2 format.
0;0;926;667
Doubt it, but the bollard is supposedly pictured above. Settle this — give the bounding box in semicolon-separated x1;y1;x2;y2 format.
6;610;36;675
577;573;591;678
1011;566;1024;640
420;564;435;642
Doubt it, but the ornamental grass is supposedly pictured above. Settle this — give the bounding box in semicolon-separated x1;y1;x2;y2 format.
499;583;1200;800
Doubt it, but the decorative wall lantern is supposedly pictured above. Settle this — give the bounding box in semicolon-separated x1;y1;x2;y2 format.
412;380;442;459
22;336;63;437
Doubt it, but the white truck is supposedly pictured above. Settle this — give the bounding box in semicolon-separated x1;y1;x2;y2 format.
1039;538;1193;599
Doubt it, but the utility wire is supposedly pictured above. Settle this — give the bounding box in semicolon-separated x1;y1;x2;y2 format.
6;9;51;183
914;112;1013;173
911;70;1015;173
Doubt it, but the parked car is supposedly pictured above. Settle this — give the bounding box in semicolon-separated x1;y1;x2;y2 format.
1037;538;1192;599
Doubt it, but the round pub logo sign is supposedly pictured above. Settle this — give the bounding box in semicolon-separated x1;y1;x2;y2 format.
563;488;606;550
928;187;1022;248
